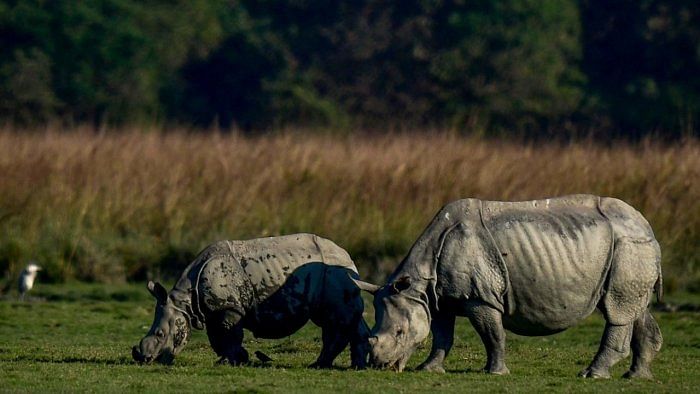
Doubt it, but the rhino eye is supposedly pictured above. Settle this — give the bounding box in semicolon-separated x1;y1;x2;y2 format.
156;329;165;338
396;328;404;338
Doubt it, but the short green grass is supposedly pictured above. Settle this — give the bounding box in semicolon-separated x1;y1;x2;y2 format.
1;284;699;393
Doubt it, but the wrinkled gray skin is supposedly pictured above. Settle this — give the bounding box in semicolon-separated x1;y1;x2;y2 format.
354;195;663;378
133;234;369;368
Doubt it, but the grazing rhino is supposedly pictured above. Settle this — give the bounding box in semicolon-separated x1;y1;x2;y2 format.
132;234;369;368
353;195;663;378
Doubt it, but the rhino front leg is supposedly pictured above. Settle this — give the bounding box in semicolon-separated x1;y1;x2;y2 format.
466;303;509;375
416;313;456;373
349;319;370;369
579;322;632;378
207;310;249;366
310;327;350;369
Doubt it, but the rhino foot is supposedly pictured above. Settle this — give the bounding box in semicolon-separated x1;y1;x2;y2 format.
623;368;653;379
484;365;510;375
215;357;247;366
416;363;446;373
229;351;249;366
578;367;610;379
308;361;333;369
215;348;249;366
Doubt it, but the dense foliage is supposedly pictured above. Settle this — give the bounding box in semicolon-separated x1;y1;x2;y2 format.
0;0;698;136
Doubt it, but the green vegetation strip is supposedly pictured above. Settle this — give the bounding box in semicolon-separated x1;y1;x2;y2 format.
0;284;698;393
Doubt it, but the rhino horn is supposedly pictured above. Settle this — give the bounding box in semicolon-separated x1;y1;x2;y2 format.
349;276;381;294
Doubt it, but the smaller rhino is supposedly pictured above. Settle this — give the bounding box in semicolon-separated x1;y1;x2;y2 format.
132;234;369;368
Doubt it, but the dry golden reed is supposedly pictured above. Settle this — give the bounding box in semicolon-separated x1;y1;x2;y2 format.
0;129;698;292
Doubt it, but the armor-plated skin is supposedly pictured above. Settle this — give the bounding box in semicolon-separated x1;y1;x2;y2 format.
355;195;663;378
133;234;369;368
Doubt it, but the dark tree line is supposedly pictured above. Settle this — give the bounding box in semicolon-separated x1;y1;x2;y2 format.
0;0;698;137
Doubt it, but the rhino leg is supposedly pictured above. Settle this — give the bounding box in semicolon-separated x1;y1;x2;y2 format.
623;310;662;379
207;310;249;366
310;267;366;369
466;302;509;375
310;327;350;369
349;319;370;369
579;322;632;378
416;313;456;373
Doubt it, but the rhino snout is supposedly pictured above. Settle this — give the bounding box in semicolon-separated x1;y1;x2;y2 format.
132;345;156;364
368;334;407;369
367;336;388;366
133;338;159;364
132;345;145;363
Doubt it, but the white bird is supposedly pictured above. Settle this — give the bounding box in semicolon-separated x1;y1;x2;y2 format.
18;263;41;301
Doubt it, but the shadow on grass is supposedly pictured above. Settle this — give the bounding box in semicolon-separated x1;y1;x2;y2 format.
5;354;367;372
215;360;366;371
6;354;134;365
442;367;490;374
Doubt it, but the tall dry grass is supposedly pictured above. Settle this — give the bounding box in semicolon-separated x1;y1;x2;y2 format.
1;129;698;292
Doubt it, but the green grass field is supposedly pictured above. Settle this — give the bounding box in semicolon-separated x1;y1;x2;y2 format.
1;284;698;393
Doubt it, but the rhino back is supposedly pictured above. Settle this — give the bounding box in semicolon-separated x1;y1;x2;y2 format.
226;234;355;302
485;204;613;333
599;197;656;241
197;235;355;314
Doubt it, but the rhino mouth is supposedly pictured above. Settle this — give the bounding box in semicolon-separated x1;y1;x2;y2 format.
385;360;402;372
132;346;174;365
371;354;409;372
132;346;147;364
375;360;404;372
155;351;175;365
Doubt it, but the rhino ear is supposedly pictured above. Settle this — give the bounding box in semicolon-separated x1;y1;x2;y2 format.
349;275;380;295
392;276;412;293
148;281;168;305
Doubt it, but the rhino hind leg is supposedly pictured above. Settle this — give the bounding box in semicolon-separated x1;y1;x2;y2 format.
416;312;456;373
623;310;662;379
466;302;510;375
579;322;632;378
602;238;660;326
207;310;249;366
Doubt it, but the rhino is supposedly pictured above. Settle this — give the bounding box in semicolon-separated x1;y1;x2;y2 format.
353;195;663;378
132;234;369;368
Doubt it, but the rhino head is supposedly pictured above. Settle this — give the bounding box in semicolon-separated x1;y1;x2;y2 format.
353;276;431;371
132;281;191;365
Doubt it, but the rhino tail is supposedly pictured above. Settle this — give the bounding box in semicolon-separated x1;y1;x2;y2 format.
653;239;663;304
654;270;663;304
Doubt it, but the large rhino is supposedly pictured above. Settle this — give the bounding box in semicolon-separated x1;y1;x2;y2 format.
132;234;369;368
353;195;663;378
